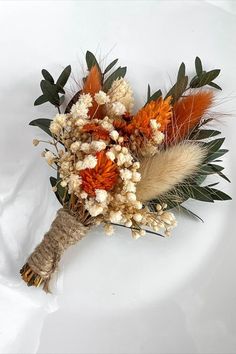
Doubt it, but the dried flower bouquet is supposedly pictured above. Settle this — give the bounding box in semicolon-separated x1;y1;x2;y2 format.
20;52;231;292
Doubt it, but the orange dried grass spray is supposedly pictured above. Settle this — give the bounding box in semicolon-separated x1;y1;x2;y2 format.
83;65;102;118
166;91;213;144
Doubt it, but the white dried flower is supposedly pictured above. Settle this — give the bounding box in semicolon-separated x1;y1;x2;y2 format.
132;230;141;240
132;171;141;182
117;153;126;166
80;143;91;153
125;181;136;193
70;141;81;153
133;213;142;222
61;161;70;172
50;121;61;135
71;93;92;119
125;220;132;227
153;131;164;144
32;139;39;146
60;180;67;187
86;202;104;217
118;137;124;144
150;119;158;130
121;147;128;154
91;140;106;152
106;78;134;115
115;145;122;152
104;224;114;236
75;161;83;170
101;120;114;132
134;201;143;209
112;102;126;116
94;91;110;105
79;93;93;107
68;174;81;193
133;162;140;169
95;189;108;203
81;155;97;169
140;229;146;237
110;130;119;141
109;210;122;223
44;151;55;165
127;192;136;202
80;191;88;199
106;150;116;161
115;194;126;203
120;168;132;181
54;113;67;127
75;118;87;127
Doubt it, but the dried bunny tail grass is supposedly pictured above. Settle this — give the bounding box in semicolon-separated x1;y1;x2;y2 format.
136;142;207;202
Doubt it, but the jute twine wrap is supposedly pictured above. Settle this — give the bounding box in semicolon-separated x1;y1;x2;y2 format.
20;208;92;292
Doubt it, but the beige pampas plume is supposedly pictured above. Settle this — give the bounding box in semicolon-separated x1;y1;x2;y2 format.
136;143;206;202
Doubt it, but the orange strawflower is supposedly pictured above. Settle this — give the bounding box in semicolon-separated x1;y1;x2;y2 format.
80;151;118;196
82;123;110;141
129;97;172;137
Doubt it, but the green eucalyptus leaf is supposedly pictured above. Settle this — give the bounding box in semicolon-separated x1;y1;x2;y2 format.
195;57;203;76
146;89;162;104
190;69;220;88
34;94;48;106
55;84;65;94
29;118;52;137
60;95;65;105
208;81;222;90
56;65;71;88
217;170;231;183
179;205;204;222
147;84;151;101
204;137;225;154
177;62;185;81
104;58;118;75
200;164;224;175
103;66;127;92
187;185;214;202
50;177;62;205
42;69;54;84
191;129;221;140
40;80;60;106
49;176;70;205
205;149;229;162
86;51;101;72
205;187;231;201
193;174;207;185
165;75;188;103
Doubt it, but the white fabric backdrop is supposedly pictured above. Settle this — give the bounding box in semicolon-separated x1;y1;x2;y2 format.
0;1;236;353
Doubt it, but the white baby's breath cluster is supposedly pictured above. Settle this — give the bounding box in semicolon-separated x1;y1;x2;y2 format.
34;80;176;238
106;78;134;117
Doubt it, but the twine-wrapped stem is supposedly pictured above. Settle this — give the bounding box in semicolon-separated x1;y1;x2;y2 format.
20;208;93;292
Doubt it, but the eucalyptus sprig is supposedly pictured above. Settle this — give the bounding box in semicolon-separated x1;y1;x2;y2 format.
34;65;71;111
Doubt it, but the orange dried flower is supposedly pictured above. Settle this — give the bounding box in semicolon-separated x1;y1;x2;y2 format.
166;91;213;144
130;97;172;137
82;123;110;141
80;151;118;196
82;65;103;118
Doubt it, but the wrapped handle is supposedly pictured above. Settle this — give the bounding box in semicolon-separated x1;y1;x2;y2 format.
20;208;89;292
